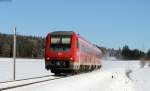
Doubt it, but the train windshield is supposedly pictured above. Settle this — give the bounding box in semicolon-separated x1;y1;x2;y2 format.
50;35;71;51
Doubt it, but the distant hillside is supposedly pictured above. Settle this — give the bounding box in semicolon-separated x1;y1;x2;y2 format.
0;33;44;58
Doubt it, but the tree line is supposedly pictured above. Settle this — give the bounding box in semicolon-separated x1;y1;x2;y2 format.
121;45;150;60
97;45;150;60
0;33;45;58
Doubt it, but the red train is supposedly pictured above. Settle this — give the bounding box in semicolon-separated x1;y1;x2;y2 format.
44;31;102;75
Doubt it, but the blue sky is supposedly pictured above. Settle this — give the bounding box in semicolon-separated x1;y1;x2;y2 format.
0;0;150;51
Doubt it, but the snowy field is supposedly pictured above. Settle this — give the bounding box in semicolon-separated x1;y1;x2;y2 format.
0;58;150;91
0;58;52;82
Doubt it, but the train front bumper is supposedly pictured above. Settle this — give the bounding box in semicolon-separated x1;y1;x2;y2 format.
45;60;74;72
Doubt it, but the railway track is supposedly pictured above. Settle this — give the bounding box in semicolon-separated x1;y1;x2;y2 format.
0;75;68;91
0;75;54;84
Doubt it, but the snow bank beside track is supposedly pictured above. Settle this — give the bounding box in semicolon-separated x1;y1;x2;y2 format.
6;68;135;91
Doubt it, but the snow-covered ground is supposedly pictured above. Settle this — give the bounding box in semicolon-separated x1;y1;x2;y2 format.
0;58;150;91
130;68;150;91
103;60;150;91
4;68;135;91
0;58;52;82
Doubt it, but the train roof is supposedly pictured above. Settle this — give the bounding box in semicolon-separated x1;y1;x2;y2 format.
50;31;73;36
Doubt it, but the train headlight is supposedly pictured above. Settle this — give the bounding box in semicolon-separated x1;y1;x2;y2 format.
46;57;50;60
70;57;73;60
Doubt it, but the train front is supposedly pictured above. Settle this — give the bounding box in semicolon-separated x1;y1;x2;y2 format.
44;31;77;74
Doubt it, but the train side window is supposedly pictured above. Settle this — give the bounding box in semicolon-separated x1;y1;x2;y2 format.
46;36;48;41
77;38;79;48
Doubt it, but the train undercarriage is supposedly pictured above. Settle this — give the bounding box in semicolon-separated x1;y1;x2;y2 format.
45;60;102;75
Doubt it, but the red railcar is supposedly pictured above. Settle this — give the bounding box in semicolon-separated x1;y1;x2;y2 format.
45;31;102;74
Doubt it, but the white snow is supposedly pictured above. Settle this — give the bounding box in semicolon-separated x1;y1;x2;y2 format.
0;76;58;89
4;68;135;91
0;58;150;91
0;58;13;82
0;58;52;82
130;68;150;91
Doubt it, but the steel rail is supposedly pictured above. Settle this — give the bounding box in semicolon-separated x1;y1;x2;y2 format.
0;75;68;91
